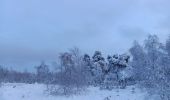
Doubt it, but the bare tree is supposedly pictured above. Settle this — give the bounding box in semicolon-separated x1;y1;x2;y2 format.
49;48;88;96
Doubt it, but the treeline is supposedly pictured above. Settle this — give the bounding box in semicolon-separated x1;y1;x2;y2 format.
0;49;133;95
0;64;49;84
0;34;170;99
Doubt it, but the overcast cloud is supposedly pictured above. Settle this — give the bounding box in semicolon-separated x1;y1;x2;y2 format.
0;0;170;71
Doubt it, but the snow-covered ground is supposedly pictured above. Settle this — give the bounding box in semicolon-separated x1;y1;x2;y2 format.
0;83;147;100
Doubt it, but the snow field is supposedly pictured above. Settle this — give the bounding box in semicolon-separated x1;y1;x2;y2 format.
0;83;147;100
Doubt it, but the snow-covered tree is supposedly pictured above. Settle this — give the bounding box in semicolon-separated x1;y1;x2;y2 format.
105;54;132;89
129;41;147;82
0;66;8;83
105;54;120;86
130;34;170;100
83;54;93;84
142;35;164;88
51;48;88;95
36;62;50;83
166;35;170;56
83;54;91;67
91;51;107;86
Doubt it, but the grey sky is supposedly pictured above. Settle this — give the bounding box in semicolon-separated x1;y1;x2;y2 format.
0;0;170;71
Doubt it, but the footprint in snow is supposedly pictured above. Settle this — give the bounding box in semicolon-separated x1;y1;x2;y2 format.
104;96;111;100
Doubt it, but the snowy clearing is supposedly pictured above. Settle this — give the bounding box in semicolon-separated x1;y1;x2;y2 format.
0;83;147;100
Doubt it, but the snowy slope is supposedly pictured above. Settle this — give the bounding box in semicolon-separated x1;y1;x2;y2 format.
0;83;146;100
